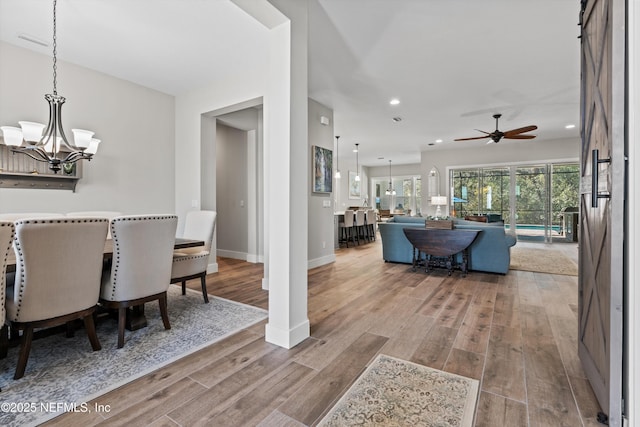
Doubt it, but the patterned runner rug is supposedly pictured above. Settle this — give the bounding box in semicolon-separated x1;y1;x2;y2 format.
0;285;267;427
318;354;479;426
510;246;578;276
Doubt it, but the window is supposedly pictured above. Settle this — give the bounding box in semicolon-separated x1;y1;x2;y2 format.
450;162;579;242
372;175;421;215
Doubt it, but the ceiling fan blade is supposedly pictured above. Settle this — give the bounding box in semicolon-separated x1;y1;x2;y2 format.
504;134;536;139
474;129;491;135
454;135;494;141
503;125;537;136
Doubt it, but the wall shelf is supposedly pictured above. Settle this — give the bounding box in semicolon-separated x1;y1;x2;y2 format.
0;141;81;191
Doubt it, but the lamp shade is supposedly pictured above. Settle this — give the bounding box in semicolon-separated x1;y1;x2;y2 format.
431;196;448;206
1;126;24;146
18;121;46;143
43;136;63;154
85;138;101;155
72;129;94;149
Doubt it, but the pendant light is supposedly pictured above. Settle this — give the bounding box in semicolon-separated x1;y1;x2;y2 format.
0;0;101;173
354;143;360;181
385;160;396;195
334;136;341;178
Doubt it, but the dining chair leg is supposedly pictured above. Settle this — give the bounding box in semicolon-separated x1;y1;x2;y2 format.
66;321;75;338
117;308;127;349
83;313;102;351
159;293;171;330
200;274;209;303
0;325;8;359
15;325;34;379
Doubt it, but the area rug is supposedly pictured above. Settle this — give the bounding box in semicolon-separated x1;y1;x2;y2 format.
510;246;578;276
318;354;479;427
0;285;267;427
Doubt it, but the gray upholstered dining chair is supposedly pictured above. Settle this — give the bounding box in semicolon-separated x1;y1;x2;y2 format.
100;214;177;348
170;210;217;303
67;211;123;238
0;221;15;364
5;218;108;379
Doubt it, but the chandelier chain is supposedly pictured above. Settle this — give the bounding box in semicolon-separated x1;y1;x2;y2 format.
52;0;58;95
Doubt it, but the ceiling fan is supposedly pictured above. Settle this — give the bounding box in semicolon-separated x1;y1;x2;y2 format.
454;113;537;143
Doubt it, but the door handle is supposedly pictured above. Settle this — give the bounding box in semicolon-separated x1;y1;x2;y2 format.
592;149;611;208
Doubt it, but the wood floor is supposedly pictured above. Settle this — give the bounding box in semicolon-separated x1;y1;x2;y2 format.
46;237;601;427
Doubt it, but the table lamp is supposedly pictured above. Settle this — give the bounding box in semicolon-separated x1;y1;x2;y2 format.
431;196;448;218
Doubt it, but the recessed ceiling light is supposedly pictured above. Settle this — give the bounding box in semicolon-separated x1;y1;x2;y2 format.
565;124;576;129
392;117;402;123
435;139;443;143
389;99;400;106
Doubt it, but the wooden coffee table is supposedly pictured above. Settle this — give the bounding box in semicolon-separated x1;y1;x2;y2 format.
402;228;480;276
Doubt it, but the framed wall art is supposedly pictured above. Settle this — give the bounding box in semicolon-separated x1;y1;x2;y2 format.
312;145;333;193
349;170;361;199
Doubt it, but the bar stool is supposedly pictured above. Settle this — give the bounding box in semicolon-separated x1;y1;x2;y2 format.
339;210;356;247
366;209;377;241
354;210;366;244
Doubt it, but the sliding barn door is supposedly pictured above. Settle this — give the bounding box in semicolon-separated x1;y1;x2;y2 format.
578;0;625;425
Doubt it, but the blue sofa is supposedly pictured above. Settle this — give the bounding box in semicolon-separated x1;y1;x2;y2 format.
378;216;517;274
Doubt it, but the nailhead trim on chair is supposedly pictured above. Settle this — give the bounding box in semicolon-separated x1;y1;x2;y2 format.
1;222;16;325
173;253;208;261
11;218;108;320
108;215;178;300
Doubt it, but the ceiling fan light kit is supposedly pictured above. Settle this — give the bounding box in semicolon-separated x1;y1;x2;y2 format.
455;113;537;144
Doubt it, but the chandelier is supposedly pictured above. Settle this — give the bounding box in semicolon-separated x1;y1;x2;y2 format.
385;160;396;195
0;0;100;173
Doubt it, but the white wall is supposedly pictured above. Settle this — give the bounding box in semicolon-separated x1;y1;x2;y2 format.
308;98;335;267
174;72;267;234
216;123;249;258
420;137;579;215
0;42;175;214
334;157;370;210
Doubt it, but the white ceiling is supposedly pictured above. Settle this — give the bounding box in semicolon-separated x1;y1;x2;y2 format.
0;0;581;166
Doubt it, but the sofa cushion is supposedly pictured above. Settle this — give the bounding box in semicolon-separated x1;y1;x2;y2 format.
378;220;516;274
390;216;426;224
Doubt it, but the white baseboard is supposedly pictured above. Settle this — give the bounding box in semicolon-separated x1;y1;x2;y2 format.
206;262;218;274
265;319;310;349
246;253;264;263
308;253;336;269
217;249;247;261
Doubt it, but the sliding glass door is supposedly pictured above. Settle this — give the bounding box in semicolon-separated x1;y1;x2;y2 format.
450;162;579;243
514;165;550;241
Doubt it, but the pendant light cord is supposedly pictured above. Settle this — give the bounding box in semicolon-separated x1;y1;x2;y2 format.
52;0;58;95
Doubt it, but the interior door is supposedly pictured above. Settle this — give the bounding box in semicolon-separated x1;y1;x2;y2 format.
578;0;625;425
